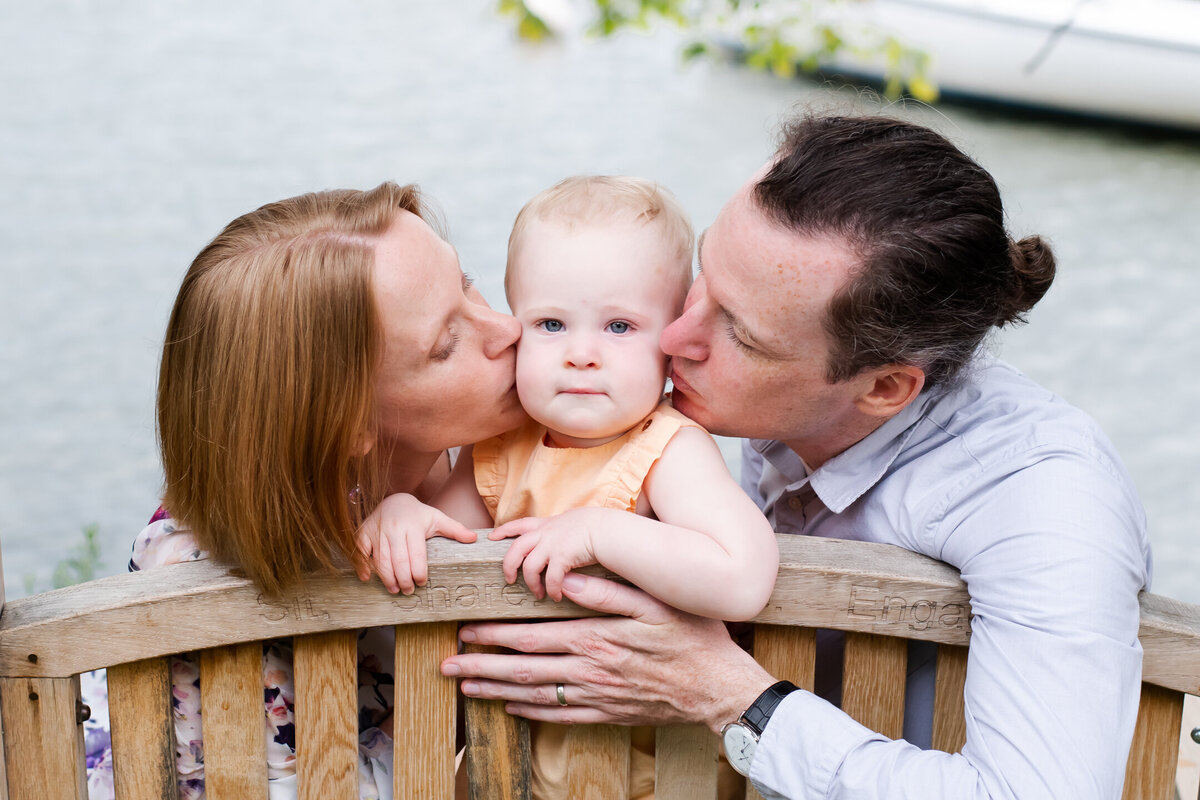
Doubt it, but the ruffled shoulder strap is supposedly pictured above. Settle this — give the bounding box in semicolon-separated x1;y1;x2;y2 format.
601;401;706;513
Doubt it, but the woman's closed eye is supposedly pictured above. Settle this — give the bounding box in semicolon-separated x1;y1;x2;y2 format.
431;331;460;361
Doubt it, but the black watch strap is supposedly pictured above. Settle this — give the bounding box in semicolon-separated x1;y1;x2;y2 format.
740;680;799;736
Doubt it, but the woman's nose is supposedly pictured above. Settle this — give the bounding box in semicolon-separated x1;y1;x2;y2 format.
661;284;710;362
482;308;521;359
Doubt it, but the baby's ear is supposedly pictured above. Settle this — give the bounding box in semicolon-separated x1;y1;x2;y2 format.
854;364;925;418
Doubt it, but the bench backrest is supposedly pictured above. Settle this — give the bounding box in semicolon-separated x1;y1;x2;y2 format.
0;535;1197;799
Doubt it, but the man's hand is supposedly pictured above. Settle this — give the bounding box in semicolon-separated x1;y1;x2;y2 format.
355;493;477;594
439;572;776;733
489;510;601;601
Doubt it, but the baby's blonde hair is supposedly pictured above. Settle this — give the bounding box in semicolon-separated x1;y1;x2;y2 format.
506;175;694;307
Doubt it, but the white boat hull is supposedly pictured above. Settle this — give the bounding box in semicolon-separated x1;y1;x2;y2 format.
822;0;1200;130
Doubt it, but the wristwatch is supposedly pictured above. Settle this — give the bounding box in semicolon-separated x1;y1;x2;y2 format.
720;680;800;777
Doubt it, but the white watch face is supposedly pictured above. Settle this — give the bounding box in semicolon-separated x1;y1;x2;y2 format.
721;722;758;776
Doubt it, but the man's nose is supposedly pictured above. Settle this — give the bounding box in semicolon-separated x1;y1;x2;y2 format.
661;286;710;362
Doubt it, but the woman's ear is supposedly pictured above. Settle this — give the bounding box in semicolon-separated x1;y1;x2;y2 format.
356;431;376;457
854;365;925;418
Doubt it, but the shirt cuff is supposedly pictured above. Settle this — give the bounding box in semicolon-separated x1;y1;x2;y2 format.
749;690;887;799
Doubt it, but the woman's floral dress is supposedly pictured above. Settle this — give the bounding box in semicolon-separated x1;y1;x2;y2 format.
83;509;396;800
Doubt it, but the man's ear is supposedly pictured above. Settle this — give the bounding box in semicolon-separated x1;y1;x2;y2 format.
854;365;925;418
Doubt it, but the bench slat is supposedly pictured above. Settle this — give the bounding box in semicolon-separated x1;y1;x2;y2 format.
567;724;631;799
464;644;531;800
0;675;86;800
394;622;458;798
199;643;268;800
744;625;817;800
108;658;178;800
932;644;969;753
752;624;817;693
1122;683;1185;800
294;631;359;800
655;725;719;800
842;632;907;740
0;685;8;800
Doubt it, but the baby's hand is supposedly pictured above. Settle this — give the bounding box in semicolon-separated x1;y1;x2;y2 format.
355;493;477;594
490;510;599;601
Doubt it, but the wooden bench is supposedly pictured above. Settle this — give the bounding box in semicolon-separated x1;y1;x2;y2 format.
0;535;1197;799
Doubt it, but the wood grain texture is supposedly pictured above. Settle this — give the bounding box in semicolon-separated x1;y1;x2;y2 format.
752;624;816;693
1139;593;1200;694
199;643;268;800
655;725;719;800
4;537;1200;698
0;544;6;799
0;685;7;800
0;537;1195;798
566;724;631;800
463;644;531;800
745;625;817;800
841;632;907;740
1122;683;1185;800
107;657;178;800
932;644;969;754
393;622;458;799
294;631;358;800
0;675;86;800
0;538;599;679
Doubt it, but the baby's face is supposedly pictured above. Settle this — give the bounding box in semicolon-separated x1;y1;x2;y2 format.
508;218;686;448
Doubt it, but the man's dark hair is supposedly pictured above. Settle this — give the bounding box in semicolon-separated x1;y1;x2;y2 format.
754;114;1056;388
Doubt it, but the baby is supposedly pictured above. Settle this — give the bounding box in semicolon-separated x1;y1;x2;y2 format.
360;175;777;798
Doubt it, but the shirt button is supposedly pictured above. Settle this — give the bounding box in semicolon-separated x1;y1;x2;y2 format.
787;495;804;510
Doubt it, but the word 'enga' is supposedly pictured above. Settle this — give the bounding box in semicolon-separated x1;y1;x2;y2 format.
847;583;969;634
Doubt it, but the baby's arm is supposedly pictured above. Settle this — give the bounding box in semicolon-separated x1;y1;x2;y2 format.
494;428;778;620
355;447;492;594
431;446;493;529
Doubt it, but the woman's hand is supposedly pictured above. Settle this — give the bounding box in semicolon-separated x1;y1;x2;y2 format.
439;572;776;733
355;493;477;594
489;511;601;601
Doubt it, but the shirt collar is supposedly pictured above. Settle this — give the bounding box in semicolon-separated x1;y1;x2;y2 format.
748;387;941;513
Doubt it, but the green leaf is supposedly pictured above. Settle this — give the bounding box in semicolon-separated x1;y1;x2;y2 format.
518;13;553;41
494;0;939;101
908;75;939;103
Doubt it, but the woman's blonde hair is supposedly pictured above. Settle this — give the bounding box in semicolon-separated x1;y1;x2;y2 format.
158;181;426;596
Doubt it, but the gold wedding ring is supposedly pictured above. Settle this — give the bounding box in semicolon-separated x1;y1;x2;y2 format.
556;683;568;706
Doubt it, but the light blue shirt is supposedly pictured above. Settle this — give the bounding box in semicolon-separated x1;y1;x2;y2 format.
740;358;1151;799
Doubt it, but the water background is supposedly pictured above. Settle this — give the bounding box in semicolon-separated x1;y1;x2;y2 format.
2;1;1198;603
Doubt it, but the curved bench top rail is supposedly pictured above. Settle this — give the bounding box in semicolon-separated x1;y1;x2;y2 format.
0;536;1196;693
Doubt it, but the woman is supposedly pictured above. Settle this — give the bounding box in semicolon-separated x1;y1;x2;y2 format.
85;182;525;798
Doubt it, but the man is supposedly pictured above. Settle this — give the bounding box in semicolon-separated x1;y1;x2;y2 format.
441;114;1151;798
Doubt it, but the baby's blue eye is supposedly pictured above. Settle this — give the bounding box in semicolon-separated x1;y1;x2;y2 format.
540;319;564;333
607;320;631;334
